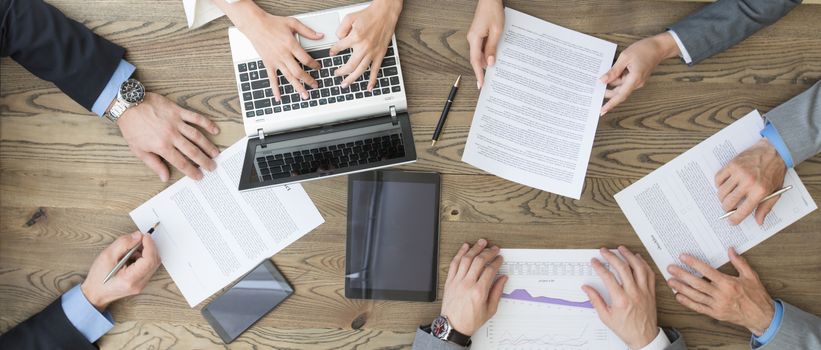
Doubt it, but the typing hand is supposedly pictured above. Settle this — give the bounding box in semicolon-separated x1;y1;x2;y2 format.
467;0;504;89
118;92;220;181
600;32;680;116
331;0;403;90
241;12;322;101
667;248;775;336
440;239;508;337
715;138;787;225
582;247;660;350
81;232;161;312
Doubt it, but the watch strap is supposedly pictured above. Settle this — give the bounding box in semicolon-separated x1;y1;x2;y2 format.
105;100;130;123
422;323;471;347
446;328;471;347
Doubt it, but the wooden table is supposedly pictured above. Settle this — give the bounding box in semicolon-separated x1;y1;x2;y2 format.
2;0;820;348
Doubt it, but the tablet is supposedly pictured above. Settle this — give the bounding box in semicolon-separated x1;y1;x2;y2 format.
345;170;440;302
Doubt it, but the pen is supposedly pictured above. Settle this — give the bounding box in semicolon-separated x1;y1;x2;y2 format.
103;222;160;283
431;75;461;146
717;185;793;220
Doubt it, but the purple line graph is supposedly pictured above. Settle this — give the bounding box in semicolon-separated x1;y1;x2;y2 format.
501;289;593;309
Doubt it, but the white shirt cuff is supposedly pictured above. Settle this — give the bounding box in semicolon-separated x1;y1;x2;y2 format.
667;30;693;64
637;328;671;350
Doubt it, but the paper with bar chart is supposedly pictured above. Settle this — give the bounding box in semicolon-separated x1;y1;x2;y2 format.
471;249;628;350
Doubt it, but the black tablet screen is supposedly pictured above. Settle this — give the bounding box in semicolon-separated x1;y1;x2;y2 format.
346;171;439;300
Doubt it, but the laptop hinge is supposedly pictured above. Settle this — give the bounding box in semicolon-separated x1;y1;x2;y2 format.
257;128;265;140
389;106;398;126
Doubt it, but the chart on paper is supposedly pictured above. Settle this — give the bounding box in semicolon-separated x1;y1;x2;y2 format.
471;249;628;350
483;314;614;349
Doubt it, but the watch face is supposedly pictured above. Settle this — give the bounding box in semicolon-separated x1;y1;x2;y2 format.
431;316;450;339
120;79;145;104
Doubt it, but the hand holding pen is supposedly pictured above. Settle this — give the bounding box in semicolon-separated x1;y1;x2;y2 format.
78;226;161;311
718;186;792;221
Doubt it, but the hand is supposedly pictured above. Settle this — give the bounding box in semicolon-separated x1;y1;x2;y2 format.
118;92;220;181
215;0;323;101
667;248;775;336
81;231;161;311
467;0;504;89
715;138;787;225
582;246;659;350
331;0;403;90
440;239;508;337
600;32;680;116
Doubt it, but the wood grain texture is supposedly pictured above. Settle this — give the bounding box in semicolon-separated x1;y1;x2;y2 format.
1;0;820;349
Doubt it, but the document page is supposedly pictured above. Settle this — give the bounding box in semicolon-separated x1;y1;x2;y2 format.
472;249;627;350
130;139;324;307
462;8;616;199
615;111;816;281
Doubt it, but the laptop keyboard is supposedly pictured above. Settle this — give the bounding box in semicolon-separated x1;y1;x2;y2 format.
237;42;402;118
255;133;406;181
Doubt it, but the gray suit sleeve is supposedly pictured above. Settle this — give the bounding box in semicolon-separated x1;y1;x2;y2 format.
764;81;821;166
411;328;466;350
663;327;688;350
668;0;801;65
756;300;821;349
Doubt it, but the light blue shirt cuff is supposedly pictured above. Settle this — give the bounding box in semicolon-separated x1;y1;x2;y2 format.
760;121;795;168
91;59;136;116
60;284;114;343
667;30;693;64
752;300;784;348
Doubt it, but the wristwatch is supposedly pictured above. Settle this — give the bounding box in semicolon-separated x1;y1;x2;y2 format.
104;78;145;123
427;315;471;347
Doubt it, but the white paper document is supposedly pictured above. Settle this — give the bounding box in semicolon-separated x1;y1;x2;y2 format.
462;8;616;199
615;111;816;281
472;249;627;350
130;139;324;307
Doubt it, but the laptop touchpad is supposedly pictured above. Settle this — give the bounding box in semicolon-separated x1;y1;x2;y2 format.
297;12;341;49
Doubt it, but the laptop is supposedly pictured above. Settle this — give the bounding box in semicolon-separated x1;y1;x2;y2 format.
228;2;416;191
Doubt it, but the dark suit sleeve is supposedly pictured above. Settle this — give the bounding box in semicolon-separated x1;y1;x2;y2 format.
0;0;126;111
0;299;97;350
668;0;802;65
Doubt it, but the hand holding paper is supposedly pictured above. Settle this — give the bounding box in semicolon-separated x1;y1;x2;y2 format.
462;8;616;199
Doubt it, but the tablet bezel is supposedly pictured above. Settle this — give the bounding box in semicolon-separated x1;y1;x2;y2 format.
345;170;441;302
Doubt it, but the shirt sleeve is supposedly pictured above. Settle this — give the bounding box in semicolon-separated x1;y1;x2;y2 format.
667;30;693;65
90;59;135;117
760;121;796;168
638;328;672;350
752;300;784;348
60;284;115;343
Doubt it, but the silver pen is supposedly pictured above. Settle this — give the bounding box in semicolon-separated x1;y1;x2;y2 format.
717;185;793;220
103;222;160;283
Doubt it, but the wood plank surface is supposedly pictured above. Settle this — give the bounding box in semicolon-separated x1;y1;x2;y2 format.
2;0;820;349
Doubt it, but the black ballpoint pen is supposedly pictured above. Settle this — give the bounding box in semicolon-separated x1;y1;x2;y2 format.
431;75;461;146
